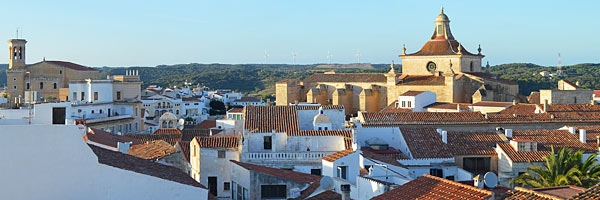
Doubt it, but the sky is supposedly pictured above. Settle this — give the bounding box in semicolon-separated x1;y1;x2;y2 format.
1;0;599;67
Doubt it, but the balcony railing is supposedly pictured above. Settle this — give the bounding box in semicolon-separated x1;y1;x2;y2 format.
154;105;173;109
242;151;336;163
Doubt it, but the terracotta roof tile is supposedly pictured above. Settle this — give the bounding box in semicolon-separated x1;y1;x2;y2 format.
360;148;409;168
322;149;355;162
528;92;541;104
176;141;191;162
571;182;600;199
44;60;98;71
532;186;586;199
497;143;551;163
230;160;320;183
125;134;182;146
447;131;505;156
547;104;600;112
88;144;205;189
506;186;568;200
471;101;514;107
244;106;299;134
594;90;600;98
380;100;413;113
372;174;493;200
127;140;177;160
180;128;210;141
304;73;387;83
227;107;244;113
152;128;182;135
306;190;341;200
194;135;240;149
400;127;453;159
512;130;594;153
499;104;540;115
424;102;470;110
400;90;426;96
396;74;446;85
404;39;478;56
86;128;141;148
195;120;217;129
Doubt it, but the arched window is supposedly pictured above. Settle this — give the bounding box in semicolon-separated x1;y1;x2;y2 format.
53;83;57;89
168;121;174;128
470;61;474;71
162;121;167;128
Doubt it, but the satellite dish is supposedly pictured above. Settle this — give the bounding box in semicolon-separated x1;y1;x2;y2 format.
319;176;335;190
484;172;498;188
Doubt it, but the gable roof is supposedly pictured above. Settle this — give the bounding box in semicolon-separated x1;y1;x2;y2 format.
528;92;541;104
194;135;240;149
496;143;551;163
321;149;355;162
127;140;177;160
372;174;493;200
399;90;426;96
571;182;600;199
399;127;453;159
42;60;98;71
176;141;191;162
447;130;506;156
379;100;413;113
512;130;594;153
424;102;470;110
86;128;141;148
180;128;211;141
152;128;182;135
244;106;299;134
88;144;205;189
396;74;446;85
230;160;321;183
195;120;217;129
499;104;539;115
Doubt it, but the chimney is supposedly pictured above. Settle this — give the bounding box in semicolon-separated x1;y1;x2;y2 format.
580;129;587;143
505;129;513;138
513;99;517;105
456;104;461;112
341;184;351;200
568;127;577;134
441;130;448;144
543;99;549;113
473;175;484;189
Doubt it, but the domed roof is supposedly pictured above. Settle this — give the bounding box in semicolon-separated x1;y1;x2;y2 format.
313;107;332;124
159;112;177;121
436;7;450;22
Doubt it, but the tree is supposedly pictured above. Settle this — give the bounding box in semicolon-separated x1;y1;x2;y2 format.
209;100;226;115
510;147;588;188
576;152;600;188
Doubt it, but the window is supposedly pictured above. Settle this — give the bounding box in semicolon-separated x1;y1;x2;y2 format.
193;145;196;157
53;83;57;89
463;157;491;176
73;92;77;100
318;127;322;130
91;110;95;114
470;61;474;71
264;136;272;150
39;82;44;89
81;92;85;101
446;176;455;181
26;83;30;90
337;166;348;179
13;77;16;81
176;110;179;115
13;86;16;90
94;92;98;100
261;185;286;199
194;103;199;105
119;125;122;133
116;91;121;100
364;165;372;172
311;169;322;176
224;182;231;191
408;101;412;107
218;150;226;158
324;127;328;130
168;121;173;128
402;101;406;107
430;168;443;178
59;70;62;74
162;121;167;128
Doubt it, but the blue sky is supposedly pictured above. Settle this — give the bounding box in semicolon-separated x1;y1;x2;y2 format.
2;0;599;67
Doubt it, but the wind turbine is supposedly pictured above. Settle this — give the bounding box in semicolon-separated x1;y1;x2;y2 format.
264;49;269;64
356;49;361;63
327;51;332;64
292;51;297;65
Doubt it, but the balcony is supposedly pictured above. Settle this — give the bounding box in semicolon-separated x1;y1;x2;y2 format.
242;151;336;163
154;105;173;109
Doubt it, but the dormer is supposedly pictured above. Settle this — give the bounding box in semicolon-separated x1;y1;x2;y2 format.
510;139;537;152
313;107;332;131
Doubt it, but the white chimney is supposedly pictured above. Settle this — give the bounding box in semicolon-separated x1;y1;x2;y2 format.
580;129;587;143
505;129;513;138
441;130;448;144
456;104;461;112
568;127;577;134
436;128;442;134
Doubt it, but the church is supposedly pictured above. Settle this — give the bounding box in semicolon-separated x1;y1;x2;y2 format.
5;39;99;106
276;8;518;114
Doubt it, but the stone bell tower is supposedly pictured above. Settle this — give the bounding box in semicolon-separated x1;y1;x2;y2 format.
8;39;27;69
6;39;28;106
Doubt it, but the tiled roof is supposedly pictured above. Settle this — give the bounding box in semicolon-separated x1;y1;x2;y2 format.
404;39;478;56
399;127;453;159
399;90;426;96
86;128;141;148
44;60;98;71
194;135;240;149
125;134;182;146
180;128;210;141
594;90;600;98
152;128;182;135
88;144;205;189
471;101;514;107
499;104;539;115
127;140;177;160
528;92;541;104
291;130;351;137
532;186;586;199
230;160;321;183
294;105;345;110
322;149;355;162
361;148;409;167
372;174;493;200
464;72;518;85
227;107;243;113
303;73;387;83
497;143;551;162
176;141;191;162
306;190;341;200
379;100;413;113
396;74;446;85
571;182;600;199
447;131;505;156
244;106;299;134
512;130;594;152
424;102;470;110
570;126;600;151
546;104;600;112
195;120;216;129
506;186;568;200
181;97;202;102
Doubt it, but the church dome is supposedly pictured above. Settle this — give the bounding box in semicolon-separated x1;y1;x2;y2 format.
313;107;331;124
435;7;450;22
159;112;177;121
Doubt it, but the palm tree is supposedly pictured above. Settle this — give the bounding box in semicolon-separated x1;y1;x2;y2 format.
575;152;600;188
510;146;583;188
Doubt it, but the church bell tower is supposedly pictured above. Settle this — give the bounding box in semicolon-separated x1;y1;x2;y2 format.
8;39;27;69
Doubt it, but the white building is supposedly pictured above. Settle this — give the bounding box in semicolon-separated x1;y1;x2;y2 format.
190;135;242;198
396;90;436;112
231;96;265;107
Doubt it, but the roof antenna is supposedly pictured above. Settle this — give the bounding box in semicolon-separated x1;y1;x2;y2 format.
16;27;19;39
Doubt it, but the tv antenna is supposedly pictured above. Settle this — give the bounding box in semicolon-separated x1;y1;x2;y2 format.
264;49;269;64
356;49;361;63
292;51;297;65
327;50;332;64
16;27;20;39
557;52;562;76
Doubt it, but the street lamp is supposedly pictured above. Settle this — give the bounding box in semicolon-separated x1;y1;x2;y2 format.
25;71;31;124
